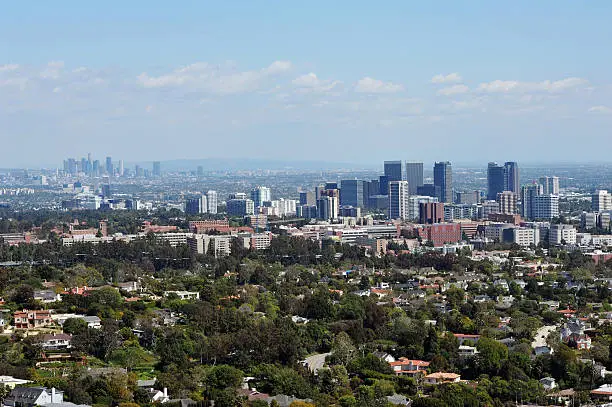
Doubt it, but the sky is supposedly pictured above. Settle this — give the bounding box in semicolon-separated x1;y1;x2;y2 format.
1;1;611;168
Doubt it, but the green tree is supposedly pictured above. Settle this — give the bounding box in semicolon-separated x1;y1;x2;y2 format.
331;332;357;366
476;337;508;375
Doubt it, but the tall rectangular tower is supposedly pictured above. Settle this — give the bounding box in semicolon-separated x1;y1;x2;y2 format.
384;161;404;182
388;180;409;220
503;162;520;194
487;162;505;200
405;162;423;195
433;161;452;203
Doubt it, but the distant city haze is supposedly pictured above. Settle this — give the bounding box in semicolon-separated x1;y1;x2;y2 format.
1;1;611;167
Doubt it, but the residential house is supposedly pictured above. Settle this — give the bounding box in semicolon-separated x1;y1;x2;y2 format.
52;314;101;329
560;318;591;350
539;300;560;310
144;388;169;404
387;394;410;406
33;290;62;304
3;386;64;406
534;346;552;356
424;372;461;384
389;358;430;377
458;345;479;358
265;394;314;407
493;279;509;292
453;333;481;346
591;384;612;401
473;294;492;303
117;281;141;293
163;291;200;300
540;377;557;391
291;316;309;324
0;375;32;389
547;389;575;406
41;334;72;351
13;310;53;330
152;309;181;327
373;352;396;363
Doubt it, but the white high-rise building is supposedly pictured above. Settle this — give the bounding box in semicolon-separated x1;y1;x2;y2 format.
592;190;612;212
496;191;517;215
533;195;559;219
539;176;560;195
388;181;409;220
251;186;272;207
206;190;218;214
549;224;576;245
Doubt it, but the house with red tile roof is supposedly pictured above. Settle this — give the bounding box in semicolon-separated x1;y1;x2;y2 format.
389;357;430;376
13;310;53;330
424;372;461;384
453;333;481;345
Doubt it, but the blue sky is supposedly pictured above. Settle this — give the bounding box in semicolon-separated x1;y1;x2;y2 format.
1;1;611;167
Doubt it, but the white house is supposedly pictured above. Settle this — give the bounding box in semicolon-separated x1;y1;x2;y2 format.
3;387;63;406
41;334;72;350
163;291;200;300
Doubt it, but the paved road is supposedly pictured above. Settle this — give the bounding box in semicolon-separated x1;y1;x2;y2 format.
532;325;557;349
303;352;331;373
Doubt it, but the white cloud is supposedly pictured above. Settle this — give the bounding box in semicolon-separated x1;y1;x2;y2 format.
437;84;469;96
588;105;612;114
478;77;588;93
264;60;292;74
40;61;65;79
354;77;404;93
137;60;293;94
431;73;462;84
291;72;341;93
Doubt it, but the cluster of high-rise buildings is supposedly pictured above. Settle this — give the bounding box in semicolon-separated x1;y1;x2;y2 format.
288;160;564;224
184;191;219;215
62;154;161;178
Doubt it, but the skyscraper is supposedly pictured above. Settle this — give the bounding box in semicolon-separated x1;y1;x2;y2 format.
405;162;423;195
206;190;218;214
433;161;452;203
503;162;520;194
592;190;612;211
388;180;409;220
317;189;339;220
340;180;367;208
299;191;315;206
384;161;404;183
186;194;208;215
487;162;505;200
118;160;124;177
521;184;541;219
227;198;255;217
105;156;113;175
378;175;389;196
539;176;559;195
153;161;161;177
251;186;272;207
496;191;517;214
